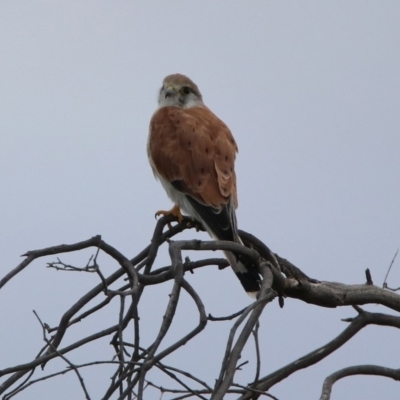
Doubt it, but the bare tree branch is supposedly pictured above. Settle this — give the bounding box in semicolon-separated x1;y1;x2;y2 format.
238;310;400;399
1;217;400;399
320;365;400;400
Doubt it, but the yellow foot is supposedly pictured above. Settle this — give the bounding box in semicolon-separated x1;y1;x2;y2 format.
155;204;184;227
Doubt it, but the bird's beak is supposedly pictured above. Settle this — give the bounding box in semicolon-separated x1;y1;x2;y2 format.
165;85;175;98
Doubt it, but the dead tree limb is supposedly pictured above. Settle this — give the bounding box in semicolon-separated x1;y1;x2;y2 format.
1;216;399;399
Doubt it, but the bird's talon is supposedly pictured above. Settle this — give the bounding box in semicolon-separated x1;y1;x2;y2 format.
154;205;184;227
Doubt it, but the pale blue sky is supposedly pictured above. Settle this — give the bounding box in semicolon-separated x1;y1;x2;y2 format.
1;2;399;399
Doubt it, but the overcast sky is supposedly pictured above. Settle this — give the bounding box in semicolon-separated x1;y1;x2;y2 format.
1;1;400;399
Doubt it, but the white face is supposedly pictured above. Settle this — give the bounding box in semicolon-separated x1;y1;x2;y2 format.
157;81;204;109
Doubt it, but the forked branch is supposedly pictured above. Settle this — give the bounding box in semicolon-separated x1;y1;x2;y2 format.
0;216;399;399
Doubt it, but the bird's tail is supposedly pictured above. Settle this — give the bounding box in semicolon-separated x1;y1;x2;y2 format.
223;239;261;297
182;195;261;295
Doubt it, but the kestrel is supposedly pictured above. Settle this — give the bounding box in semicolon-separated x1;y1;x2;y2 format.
147;74;260;295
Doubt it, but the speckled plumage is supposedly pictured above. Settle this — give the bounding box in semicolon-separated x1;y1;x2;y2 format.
149;106;238;208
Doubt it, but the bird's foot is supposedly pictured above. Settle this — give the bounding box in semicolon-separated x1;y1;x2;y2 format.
155;204;184;228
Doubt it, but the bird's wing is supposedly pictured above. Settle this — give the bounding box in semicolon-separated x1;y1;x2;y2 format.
149;106;238;240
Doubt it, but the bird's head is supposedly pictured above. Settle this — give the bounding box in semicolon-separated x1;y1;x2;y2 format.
158;74;204;109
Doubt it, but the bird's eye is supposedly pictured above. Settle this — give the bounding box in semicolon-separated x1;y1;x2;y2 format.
182;87;191;95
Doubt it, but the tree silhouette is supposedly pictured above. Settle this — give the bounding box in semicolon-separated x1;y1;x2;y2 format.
0;216;399;399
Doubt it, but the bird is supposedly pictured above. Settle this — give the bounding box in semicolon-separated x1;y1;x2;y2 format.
147;73;260;295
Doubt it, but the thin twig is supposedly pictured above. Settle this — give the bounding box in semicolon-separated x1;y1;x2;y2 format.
251;321;261;385
383;248;399;288
32;310;92;400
